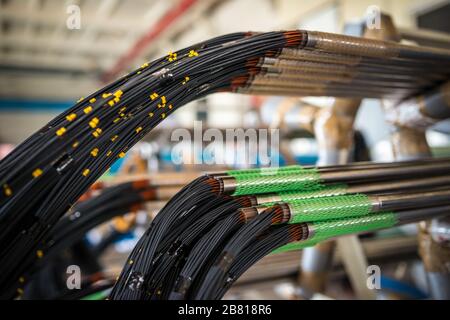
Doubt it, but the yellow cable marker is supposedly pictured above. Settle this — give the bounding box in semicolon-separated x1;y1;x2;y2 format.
136;127;143;134
89;98;97;103
3;184;12;197
84;106;93;114
150;92;159;100
32;168;43;178
56;127;67;136
82;169;90;177
92;128;102;138
167;51;177;62
118;152;126;158
188;50;199;57
89;117;100;128
90;148;99;157
182;76;190;85
158;96;167;108
66;113;77;122
36;250;44;258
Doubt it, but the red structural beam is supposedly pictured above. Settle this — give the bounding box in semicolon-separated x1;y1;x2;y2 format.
102;0;198;82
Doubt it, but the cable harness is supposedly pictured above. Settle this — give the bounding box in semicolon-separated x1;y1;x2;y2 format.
1;30;450;299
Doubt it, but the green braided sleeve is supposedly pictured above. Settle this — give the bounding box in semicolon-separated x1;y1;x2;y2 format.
227;165;303;177
288;194;373;224
278;184;348;202
310;212;397;239
232;168;322;196
272;213;397;254
258;184;348;206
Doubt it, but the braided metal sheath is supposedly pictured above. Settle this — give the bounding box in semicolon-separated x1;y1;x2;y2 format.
287;194;374;224
273;213;397;254
228;168;323;196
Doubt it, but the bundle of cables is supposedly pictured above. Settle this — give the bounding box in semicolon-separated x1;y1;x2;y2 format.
20;178;181;299
1;29;450;299
109;158;450;300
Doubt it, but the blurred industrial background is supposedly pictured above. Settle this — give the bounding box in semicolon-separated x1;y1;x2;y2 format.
1;0;449;148
1;0;450;300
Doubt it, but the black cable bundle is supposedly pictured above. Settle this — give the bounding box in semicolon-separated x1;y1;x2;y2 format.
146;196;255;299
24;242;105;300
169;207;246;299
192;206;286;299
21;180;158;298
215;223;307;299
0;31;296;298
1;28;450;299
109;176;224;299
41;184;146;261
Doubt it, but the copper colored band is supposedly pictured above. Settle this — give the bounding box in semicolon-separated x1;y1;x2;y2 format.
256;194;282;204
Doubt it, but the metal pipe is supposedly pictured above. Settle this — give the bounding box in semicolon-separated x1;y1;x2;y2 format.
372;189;450;212
389;100;450;300
320;161;450;183
385;81;450;129
348;175;450;194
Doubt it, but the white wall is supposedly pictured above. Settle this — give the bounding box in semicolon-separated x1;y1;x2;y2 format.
0;111;58;144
